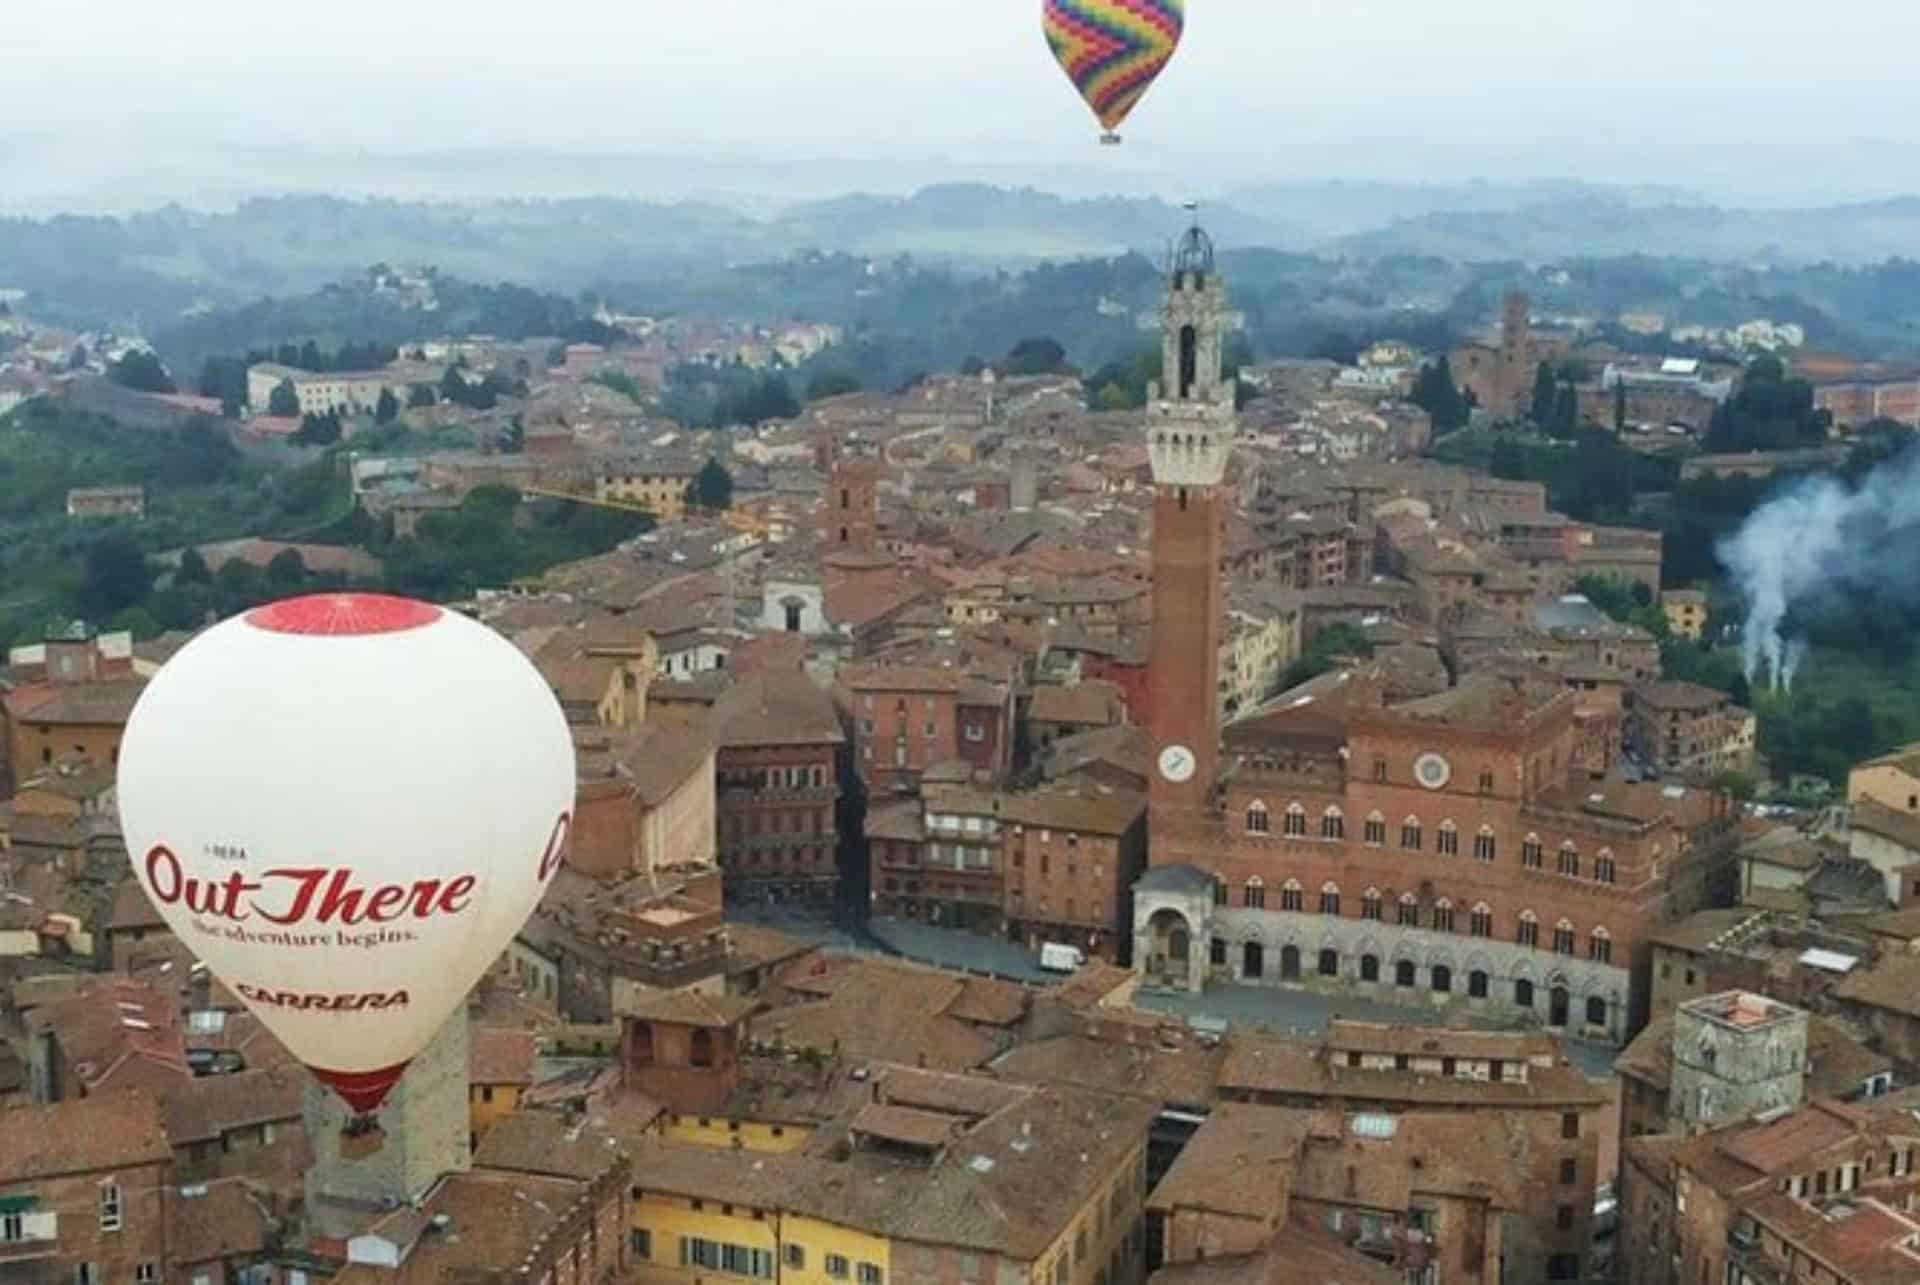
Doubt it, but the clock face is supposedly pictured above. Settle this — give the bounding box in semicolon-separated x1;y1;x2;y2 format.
1158;744;1197;784
1414;752;1452;791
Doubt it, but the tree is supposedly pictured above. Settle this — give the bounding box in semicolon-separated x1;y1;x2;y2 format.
1530;362;1557;427
107;606;160;641
502;416;526;454
176;547;212;586
374;387;399;424
1001;337;1069;377
293;412;342;446
545;342;568;369
78;534;153;620
1550;383;1579;440
214;558;264;608
268;378;300;417
1490;434;1528;480
407;383;436;409
1411;357;1470;435
806;370;862;401
266;548;308;588
693;458;734;511
108;350;176;394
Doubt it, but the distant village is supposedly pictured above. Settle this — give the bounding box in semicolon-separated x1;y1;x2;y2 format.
5;244;1920;1285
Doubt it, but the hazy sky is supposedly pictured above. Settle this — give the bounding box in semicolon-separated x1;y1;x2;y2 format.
8;0;1920;204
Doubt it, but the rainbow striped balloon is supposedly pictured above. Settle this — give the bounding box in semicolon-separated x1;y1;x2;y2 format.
1043;0;1185;141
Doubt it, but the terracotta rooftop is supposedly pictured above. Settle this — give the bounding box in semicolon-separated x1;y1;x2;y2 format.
1147;1103;1313;1220
1832;951;1920;1020
470;1027;540;1087
1146;1227;1402;1285
1;1090;172;1179
715;669;845;748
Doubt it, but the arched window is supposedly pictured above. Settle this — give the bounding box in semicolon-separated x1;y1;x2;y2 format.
1432;964;1453;994
1283;803;1309;838
1280;879;1304;913
1360;954;1381;982
1321;807;1345;841
1468;969;1489;998
1361;888;1383;921
1432;898;1455;933
1243;877;1265;910
690;1028;715;1069
1470;903;1493;938
1515;978;1536;1008
1246;801;1271;835
1279;945;1300;979
1401;817;1422;851
1558;842;1580;877
1595;849;1617;885
1393;959;1417;987
1363;811;1387;845
1397;892;1419;927
1212;878;1228;906
1319;948;1340;977
1245;941;1267;979
1589;926;1613;964
1320;882;1341;916
1474;826;1497;862
1436;820;1460;857
631;1022;656;1065
1522;834;1544;869
1553;918;1577;955
1517;909;1540;948
1586;996;1608;1027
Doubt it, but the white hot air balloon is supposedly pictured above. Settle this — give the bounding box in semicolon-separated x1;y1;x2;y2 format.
116;593;574;1123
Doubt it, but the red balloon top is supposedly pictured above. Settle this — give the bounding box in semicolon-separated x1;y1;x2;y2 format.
246;594;443;638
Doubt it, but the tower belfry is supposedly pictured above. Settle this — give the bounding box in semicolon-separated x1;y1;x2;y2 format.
1145;214;1231;819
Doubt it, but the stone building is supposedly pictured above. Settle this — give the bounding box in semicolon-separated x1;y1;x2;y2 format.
1626;681;1758;778
1667;991;1810;1134
0;1092;174;1285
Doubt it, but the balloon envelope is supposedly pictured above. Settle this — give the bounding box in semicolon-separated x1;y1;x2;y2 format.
116;594;574;1114
1043;0;1186;136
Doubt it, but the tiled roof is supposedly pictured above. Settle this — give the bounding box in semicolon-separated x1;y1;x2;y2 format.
473;1111;634;1181
0;1090;172;1179
1148;1103;1311;1219
170;1178;277;1266
470;1027;540;1086
1833;952;1920;1019
160;1066;304;1145
997;787;1145;837
715;670;844;748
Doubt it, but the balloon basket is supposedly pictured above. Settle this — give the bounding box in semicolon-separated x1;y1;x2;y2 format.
1099;132;1122;147
340;1115;388;1159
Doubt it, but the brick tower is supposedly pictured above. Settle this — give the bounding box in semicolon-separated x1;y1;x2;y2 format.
1146;220;1233;820
1499;289;1532;414
819;432;880;553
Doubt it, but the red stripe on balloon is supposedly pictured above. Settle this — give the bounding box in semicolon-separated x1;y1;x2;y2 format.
246;594;443;637
310;1061;412;1115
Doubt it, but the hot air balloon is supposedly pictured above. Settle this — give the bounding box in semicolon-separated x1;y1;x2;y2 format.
116;593;574;1136
1043;0;1186;145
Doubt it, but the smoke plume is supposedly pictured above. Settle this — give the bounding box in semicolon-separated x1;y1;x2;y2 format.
1717;444;1920;694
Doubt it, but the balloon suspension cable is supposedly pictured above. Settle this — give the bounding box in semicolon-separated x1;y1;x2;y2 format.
1100;132;1123;147
343;1112;382;1138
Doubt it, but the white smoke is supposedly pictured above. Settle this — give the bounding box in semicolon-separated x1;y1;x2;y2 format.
1717;445;1920;695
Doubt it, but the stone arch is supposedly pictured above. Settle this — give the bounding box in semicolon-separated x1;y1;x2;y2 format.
1245;800;1270;834
1144;907;1197;987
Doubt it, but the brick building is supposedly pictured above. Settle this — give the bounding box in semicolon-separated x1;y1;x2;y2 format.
1213;1023;1608;1283
713;671;844;907
1002;788;1148;963
3;623;144;789
1130;241;1735;1046
0;1092;174;1285
842;661;1014;796
1626;680;1758;778
1618;1094;1920;1285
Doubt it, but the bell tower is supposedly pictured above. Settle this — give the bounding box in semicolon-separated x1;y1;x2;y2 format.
1146;218;1232;822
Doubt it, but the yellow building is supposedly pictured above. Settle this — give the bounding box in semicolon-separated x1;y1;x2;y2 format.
596;457;704;521
659;1112;814;1154
1661;589;1709;642
467;1027;537;1148
1850;743;1920;814
625;1069;1156;1285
